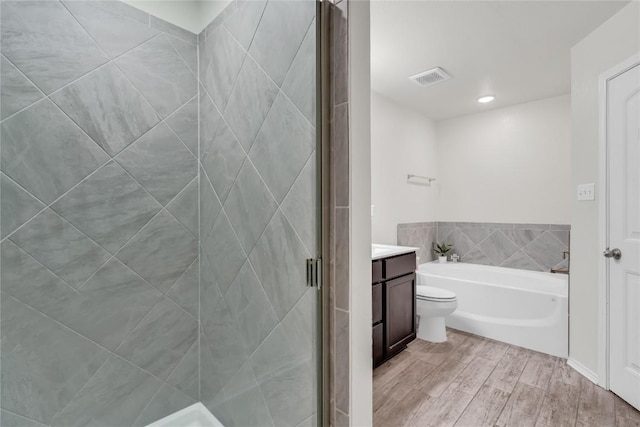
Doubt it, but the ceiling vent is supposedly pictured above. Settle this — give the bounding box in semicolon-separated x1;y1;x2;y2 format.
409;67;451;87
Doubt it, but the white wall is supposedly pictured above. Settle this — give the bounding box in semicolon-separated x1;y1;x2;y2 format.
371;91;438;244
570;1;639;377
435;95;572;224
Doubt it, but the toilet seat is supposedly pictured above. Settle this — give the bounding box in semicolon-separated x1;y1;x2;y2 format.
416;285;457;302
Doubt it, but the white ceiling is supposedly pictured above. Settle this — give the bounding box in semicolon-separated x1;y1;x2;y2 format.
371;0;630;121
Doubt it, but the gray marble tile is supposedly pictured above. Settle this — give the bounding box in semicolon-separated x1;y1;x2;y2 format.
0;1;108;94
91;1;149;24
335;308;349;414
134;383;196;427
2;242;162;351
167;257;199;318
116;35;197;118
250;93;316;203
166;178;199;237
249;211;310;319
166;340;199;400
281;288;317;364
282;21;316;126
116;297;198;380
200;171;223;241
332;103;349;207
0;56;42;120
511;223;550;230
249;0;316;86
202;120;246;204
1;294;109;425
448;228;476;258
224;56;279;152
523;231;567;271
0;100;109;204
476;230;520;265
51;63;159;156
335;208;350;310
62;1;159;58
437;225;455;242
550;224;571;231
150;16;197;44
199;89;223;161
502;229;546;249
483;222;516;229
223;0;267;49
200;328;226;404
501;251;543;272
224;261;279;356
206;364;274;427
200;281;250;395
116;210;198;292
298;413;318;427
9;209;111;288
166;97;198;156
461;247;494;266
0;410;48;427
116;122;197;206
50;356;162;427
224;161;278;253
199;27;246;111
331;0;348;105
1;173;44;239
51;161;162;254
551;229;570;247
167;35;198;75
459;227;492;245
201;211;246;293
250;325;316;426
282;152;318;255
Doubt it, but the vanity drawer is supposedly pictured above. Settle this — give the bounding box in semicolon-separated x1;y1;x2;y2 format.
384;252;416;280
372;260;383;283
372;283;383;324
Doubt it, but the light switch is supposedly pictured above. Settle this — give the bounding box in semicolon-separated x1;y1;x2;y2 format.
577;183;595;201
371;205;375;217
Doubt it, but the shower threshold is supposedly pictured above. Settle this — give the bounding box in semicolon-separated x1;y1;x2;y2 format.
146;403;223;427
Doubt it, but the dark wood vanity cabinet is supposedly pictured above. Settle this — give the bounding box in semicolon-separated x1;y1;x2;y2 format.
372;252;417;367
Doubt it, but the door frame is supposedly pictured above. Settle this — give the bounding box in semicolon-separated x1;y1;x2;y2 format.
597;53;640;389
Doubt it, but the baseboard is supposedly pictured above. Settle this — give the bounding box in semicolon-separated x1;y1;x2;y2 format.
567;358;599;385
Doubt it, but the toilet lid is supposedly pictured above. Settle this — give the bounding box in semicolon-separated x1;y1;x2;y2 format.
416;285;456;301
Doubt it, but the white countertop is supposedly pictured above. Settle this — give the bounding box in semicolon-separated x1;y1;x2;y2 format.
371;244;420;261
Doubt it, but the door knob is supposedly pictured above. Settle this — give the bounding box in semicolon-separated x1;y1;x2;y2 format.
603;248;622;260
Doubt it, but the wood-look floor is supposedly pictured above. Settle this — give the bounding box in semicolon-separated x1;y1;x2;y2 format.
373;329;640;427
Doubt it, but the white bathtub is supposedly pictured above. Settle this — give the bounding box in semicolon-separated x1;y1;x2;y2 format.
417;262;568;358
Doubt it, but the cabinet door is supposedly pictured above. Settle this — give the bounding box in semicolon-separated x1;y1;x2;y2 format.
385;273;416;355
373;323;384;367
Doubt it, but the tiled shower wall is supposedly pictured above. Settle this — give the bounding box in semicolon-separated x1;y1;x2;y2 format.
197;1;319;426
1;1;200;426
398;222;570;272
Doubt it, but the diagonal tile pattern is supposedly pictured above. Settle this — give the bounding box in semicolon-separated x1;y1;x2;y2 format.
51;161;162;254
0;55;43;120
51;63;160;156
0;3;202;425
202;120;246;204
0;1;108;94
1;99;110;204
116;122;197;206
400;222;571;271
116;34;197;118
62;0;160;59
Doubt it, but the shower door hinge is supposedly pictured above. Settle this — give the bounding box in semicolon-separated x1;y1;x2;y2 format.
306;258;323;289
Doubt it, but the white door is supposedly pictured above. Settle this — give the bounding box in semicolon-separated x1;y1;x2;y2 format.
607;62;640;410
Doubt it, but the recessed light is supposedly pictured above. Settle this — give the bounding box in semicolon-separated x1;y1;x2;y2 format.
477;95;495;103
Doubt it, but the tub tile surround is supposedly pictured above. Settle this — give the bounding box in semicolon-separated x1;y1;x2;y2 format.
0;1;199;425
198;0;319;426
398;222;570;272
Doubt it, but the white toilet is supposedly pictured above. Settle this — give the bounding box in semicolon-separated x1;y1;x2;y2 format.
416;285;458;343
